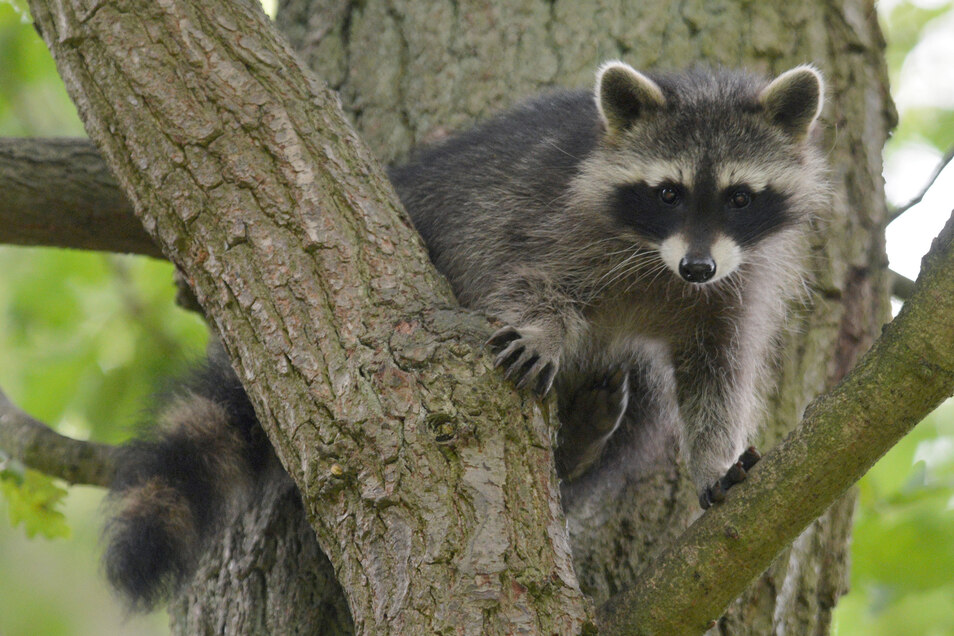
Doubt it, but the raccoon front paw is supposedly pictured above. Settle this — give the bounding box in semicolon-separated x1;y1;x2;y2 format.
487;326;560;397
698;446;761;510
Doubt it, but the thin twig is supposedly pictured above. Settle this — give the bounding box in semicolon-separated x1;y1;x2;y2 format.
0;388;117;487
890;268;916;301
888;145;954;223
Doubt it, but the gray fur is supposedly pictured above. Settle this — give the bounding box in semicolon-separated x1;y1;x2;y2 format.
390;62;827;499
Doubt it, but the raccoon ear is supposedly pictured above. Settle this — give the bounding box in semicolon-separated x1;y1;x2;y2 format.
595;61;666;134
759;65;824;139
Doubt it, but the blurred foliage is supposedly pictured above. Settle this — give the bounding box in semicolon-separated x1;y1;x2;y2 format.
0;248;209;443
0;0;952;635
895;107;954;152
0;2;82;135
881;0;954;153
879;2;950;88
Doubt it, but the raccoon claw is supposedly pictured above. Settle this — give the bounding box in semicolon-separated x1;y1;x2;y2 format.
531;362;558;397
488;326;559;398
699;446;761;510
487;326;522;350
739;446;761;471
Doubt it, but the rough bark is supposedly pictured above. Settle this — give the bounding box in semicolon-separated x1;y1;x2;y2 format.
0;138;157;257
28;0;591;633
168;474;354;635
275;0;893;633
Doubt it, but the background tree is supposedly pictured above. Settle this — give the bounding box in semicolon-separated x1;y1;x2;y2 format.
1;0;953;634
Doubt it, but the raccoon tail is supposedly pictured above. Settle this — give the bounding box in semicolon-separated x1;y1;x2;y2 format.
102;345;275;610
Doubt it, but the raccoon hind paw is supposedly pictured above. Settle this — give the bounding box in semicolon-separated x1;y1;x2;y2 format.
555;367;630;481
570;368;629;433
698;446;761;509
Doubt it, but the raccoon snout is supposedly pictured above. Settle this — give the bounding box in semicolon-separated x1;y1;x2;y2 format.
678;256;716;283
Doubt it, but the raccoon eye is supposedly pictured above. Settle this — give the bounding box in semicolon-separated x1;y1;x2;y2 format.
658;186;680;205
728;189;752;209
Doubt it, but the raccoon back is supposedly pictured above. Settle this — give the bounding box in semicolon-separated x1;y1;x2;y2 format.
389;90;601;307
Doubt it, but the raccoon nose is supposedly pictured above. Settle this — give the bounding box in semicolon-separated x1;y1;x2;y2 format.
678;256;716;283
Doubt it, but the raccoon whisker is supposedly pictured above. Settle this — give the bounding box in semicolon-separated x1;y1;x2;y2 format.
619;257;665;281
591;253;661;295
645;262;672;289
603;253;662;274
592;251;644;286
600;247;640;259
554;239;630;264
620;263;669;295
678;279;699;303
570;237;635;256
601;247;659;271
542;138;584;162
566;255;652;288
606;257;667;295
716;277;744;306
612;268;652;294
606;255;661;283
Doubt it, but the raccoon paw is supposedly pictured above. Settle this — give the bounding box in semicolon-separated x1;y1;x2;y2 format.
563;368;629;434
487;326;560;397
555;368;630;480
698;446;761;510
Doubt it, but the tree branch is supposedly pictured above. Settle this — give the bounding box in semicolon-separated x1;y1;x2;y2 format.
598;209;954;634
888;144;954;223
0;138;160;258
890;268;916;301
0;387;117;487
28;0;591;631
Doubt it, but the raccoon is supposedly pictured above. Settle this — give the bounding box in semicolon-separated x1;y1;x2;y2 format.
102;61;827;607
391;61;826;502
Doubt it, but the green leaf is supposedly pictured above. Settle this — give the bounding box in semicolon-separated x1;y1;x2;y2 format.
0;468;71;539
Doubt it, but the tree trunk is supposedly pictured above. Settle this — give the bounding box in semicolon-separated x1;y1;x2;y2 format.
168;474;354;635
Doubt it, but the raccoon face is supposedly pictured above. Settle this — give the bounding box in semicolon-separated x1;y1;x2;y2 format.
609;170;795;284
578;61;825;286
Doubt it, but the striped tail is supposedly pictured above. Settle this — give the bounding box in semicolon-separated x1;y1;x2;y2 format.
102;348;274;610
